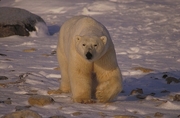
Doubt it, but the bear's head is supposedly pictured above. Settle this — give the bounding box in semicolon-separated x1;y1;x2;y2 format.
75;35;108;62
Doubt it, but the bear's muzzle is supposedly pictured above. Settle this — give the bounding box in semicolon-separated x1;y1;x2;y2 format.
86;52;93;60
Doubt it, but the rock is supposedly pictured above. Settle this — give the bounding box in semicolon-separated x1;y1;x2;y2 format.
114;115;138;118
161;90;170;93
72;112;82;116
0;83;7;88
0;7;47;37
162;74;168;79
99;112;107;117
15;105;31;111
154;112;164;117
130;88;147;99
136;94;146;99
1;110;42;118
173;94;180;101
53;67;60;71
4;98;12;104
51;50;56;55
26;90;38;95
23;48;37;52
149;92;155;96
28;95;54;106
5;59;12;61
0;76;8;80
0;98;12;104
165;77;180;84
130;88;143;95
42;50;56;57
0;53;7;56
49;116;66;118
42;54;50;57
132;67;153;73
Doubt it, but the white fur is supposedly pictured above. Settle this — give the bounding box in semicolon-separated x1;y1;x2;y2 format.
56;15;122;103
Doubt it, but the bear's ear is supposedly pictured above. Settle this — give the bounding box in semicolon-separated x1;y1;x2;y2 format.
75;35;81;41
100;36;107;45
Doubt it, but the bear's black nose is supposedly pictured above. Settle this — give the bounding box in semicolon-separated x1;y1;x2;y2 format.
86;52;93;60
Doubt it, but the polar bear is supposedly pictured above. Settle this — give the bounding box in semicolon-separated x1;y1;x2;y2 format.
48;16;123;103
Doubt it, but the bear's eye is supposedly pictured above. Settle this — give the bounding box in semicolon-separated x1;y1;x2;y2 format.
82;44;86;46
94;44;97;47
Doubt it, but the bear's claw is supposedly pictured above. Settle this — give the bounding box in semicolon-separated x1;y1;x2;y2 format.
73;98;96;104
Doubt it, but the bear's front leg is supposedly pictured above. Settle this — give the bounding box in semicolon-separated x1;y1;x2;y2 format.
69;61;94;103
48;46;70;95
95;68;122;103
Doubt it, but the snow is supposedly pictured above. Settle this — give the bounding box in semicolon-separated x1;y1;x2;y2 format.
30;22;50;37
0;0;180;118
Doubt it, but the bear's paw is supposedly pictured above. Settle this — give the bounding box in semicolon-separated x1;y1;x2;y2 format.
73;97;96;104
96;80;119;103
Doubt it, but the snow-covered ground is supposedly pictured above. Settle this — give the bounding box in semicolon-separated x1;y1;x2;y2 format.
0;0;180;117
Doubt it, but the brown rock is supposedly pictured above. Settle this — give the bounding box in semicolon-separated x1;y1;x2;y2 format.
0;83;7;87
99;112;107;117
0;76;8;80
53;67;60;71
4;98;12;104
72;112;82;116
132;67;153;73
173;94;180;101
154;112;164;117
114;115;138;118
0;98;12;104
136;94;146;99
0;53;7;56
1;110;42;118
160;90;170;93
51;50;56;55
162;74;168;79
49;116;66;118
26;89;38;95
165;77;180;84
28;95;54;106
23;48;37;52
130;88;143;95
0;25;29;37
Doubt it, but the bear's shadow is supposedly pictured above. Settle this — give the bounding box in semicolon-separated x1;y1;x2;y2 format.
119;70;180;101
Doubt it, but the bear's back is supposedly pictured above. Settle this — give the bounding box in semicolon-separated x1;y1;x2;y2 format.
76;16;110;38
61;16;107;37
